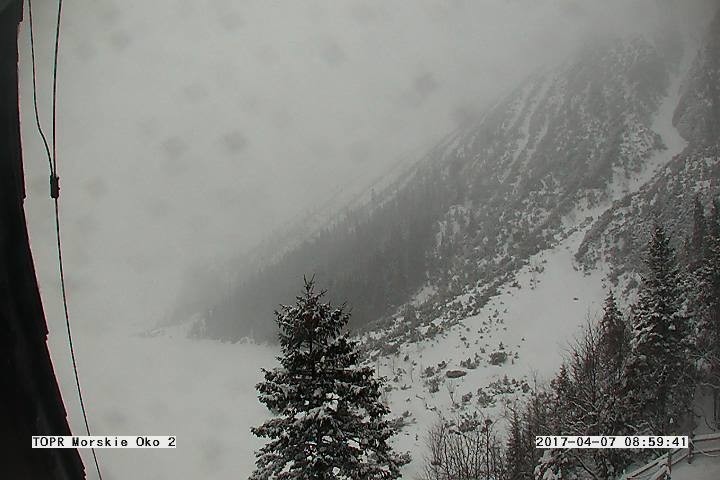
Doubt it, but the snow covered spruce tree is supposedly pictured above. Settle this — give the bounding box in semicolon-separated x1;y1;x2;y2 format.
250;278;408;480
596;291;633;476
622;225;695;435
598;291;628;380
693;198;720;425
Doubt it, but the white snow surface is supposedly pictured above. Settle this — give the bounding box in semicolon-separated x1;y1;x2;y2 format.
669;455;720;480
377;227;607;478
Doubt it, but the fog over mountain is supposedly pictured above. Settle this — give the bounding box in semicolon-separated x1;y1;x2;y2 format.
176;1;719;343
21;0;714;336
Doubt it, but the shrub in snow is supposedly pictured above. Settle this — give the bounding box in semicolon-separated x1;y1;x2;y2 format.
427;377;441;394
489;351;508;365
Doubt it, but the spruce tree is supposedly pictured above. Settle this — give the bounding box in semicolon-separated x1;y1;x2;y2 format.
505;406;530;480
598;291;628;384
550;364;573;426
696;200;720;354
523;391;550;479
250;278;408;480
623;225;694;435
536;365;578;479
685;196;708;273
595;291;633;476
696;199;720;425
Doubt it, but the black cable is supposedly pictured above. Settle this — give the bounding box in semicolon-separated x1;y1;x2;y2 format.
51;0;61;174
26;0;52;172
27;0;103;478
53;200;103;480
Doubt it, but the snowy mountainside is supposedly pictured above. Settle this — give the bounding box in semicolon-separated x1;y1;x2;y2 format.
374;228;608;478
577;12;720;281
199;29;693;344
368;16;720;476
356;32;694;353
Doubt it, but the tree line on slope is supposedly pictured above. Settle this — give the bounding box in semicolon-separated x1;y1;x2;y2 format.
423;196;720;480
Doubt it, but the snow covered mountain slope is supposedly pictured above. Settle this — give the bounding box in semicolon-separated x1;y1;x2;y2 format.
200;27;700;345
352;32;702;356
376;227;608;478
372;14;720;476
363;18;720;477
578;12;720;281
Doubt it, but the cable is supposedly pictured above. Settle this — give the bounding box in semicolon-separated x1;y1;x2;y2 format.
51;0;61;175
26;0;103;478
26;0;52;172
54;200;103;480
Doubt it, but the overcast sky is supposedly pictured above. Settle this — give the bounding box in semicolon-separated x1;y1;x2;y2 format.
18;0;717;341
